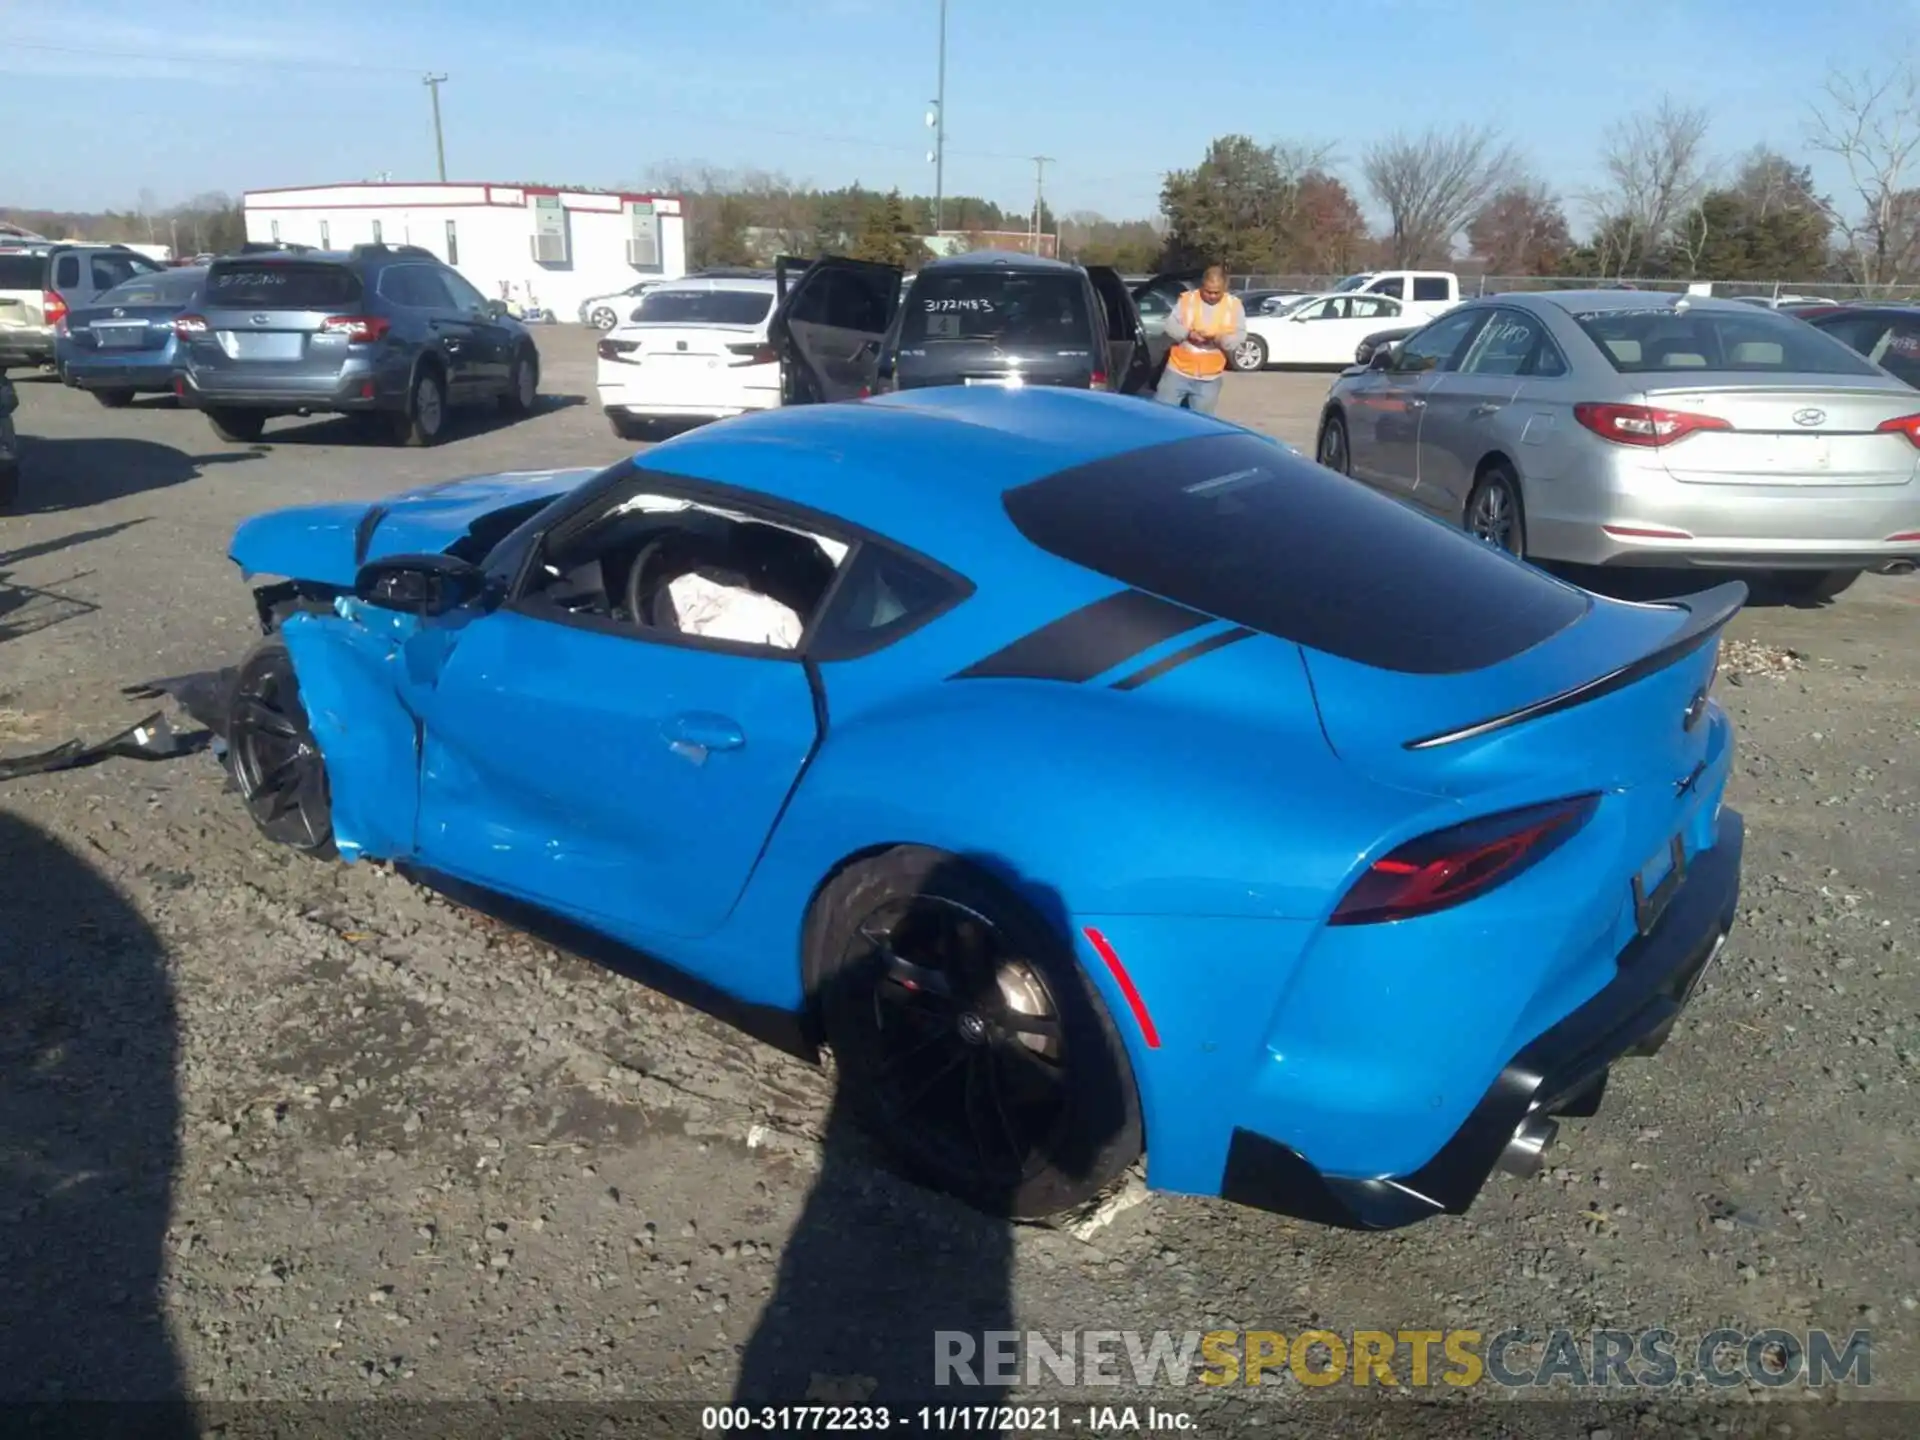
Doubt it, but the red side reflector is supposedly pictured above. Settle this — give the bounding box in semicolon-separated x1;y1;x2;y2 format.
1082;926;1160;1049
1887;529;1920;542
1330;796;1601;926
1089;370;1108;390
360;381;375;399
1574;402;1730;447
1875;413;1920;448
1603;523;1694;540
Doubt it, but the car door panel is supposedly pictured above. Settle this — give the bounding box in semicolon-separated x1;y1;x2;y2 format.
1086;265;1153;393
413;609;820;940
436;267;511;396
1412;308;1561;519
1342;307;1490;495
770;256;902;403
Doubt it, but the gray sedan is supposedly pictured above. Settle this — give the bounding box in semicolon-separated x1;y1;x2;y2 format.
1315;290;1920;601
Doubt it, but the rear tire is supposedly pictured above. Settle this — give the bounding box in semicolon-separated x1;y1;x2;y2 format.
1465;463;1527;557
1775;568;1860;604
206;408;267;444
226;637;336;860
806;846;1144;1219
392;367;447;447
1316;411;1351;474
93;388;136;408
589;306;618;330
500;347;539;416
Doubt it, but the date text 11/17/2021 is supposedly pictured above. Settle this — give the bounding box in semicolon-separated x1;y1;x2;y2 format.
701;1404;1197;1432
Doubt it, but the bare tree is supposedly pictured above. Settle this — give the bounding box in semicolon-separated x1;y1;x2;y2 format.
1584;98;1712;277
1362;125;1520;267
1808;60;1920;289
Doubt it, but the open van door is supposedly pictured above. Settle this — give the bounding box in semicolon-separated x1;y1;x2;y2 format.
1086;266;1156;395
768;256;903;405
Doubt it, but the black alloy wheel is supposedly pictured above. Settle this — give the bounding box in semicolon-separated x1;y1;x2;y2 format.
227;639;336;857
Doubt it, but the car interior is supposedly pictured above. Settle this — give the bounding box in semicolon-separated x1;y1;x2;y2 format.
518;494;847;649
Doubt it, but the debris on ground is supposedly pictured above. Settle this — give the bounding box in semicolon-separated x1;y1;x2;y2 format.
1720;638;1806;683
0;711;209;783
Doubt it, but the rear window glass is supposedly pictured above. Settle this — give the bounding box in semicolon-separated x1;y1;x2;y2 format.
1570;306;1880;375
902;271;1091;345
1813;313;1920;387
1002;433;1589;675
205;262;363;310
634;289;772;326
0;254;46;289
99;271;201;308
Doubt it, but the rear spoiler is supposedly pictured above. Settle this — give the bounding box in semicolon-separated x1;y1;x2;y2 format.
1404;581;1747;751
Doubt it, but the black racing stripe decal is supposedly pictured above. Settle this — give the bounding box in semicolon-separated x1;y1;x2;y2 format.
1110;626;1256;691
951;588;1211;683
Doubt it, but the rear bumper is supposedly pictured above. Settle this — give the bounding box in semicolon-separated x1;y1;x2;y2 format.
66;359;178;390
177;365;403;413
1219;804;1744;1229
0;329;56;367
598;375;778;421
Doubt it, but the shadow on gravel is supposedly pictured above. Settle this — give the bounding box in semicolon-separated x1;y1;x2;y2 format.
0;810;184;1407
737;857;1125;1428
11;435;263;514
251;393;587;448
0;521;148;646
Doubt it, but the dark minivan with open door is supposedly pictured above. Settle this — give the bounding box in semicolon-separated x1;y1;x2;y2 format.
769;250;1187;404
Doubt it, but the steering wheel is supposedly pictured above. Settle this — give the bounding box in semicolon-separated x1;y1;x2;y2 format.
624;535;682;629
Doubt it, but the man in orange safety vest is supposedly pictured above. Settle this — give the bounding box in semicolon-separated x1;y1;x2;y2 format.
1154;265;1246;415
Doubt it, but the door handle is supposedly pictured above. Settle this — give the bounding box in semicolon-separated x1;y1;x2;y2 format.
663;711;745;764
1470;403;1502;417
1406;397;1427;411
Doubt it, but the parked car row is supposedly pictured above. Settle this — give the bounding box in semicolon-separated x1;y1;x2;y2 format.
1311;289;1920;600
7;240;544;447
596;251;1195;439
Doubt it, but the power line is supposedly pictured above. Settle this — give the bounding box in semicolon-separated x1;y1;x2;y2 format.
7;40;421;74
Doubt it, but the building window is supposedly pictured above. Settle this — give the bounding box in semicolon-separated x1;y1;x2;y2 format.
372;219;383;244
445;219;459;265
319;220;330;248
270;219;280;241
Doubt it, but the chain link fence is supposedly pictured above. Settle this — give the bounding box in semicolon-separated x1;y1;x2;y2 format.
1229;273;1920;304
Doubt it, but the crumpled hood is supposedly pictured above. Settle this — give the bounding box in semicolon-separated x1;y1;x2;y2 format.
229;467;595;587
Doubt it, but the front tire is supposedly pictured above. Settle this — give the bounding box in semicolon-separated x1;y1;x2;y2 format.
391;367;447;447
807;847;1144;1219
206;408;267;443
227;638;336;859
1775;568;1860;604
1316;410;1351;474
1230;335;1267;372
589;306;618;330
1465;463;1527;557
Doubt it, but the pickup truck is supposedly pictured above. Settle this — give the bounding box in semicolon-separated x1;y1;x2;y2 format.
1328;269;1462;322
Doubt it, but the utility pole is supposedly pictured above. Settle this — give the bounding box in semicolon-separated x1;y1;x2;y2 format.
1030;155;1053;257
928;0;948;237
423;73;449;181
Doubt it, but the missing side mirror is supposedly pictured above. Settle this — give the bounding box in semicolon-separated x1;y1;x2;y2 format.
354;552;490;617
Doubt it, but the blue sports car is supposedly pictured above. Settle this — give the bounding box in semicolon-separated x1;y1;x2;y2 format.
56;266;206;406
209;387;1744;1224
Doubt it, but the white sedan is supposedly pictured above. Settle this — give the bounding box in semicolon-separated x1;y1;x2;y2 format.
1230;292;1409;371
596;277;781;438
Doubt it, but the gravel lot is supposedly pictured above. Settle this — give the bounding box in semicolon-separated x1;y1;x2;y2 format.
3;328;1918;1429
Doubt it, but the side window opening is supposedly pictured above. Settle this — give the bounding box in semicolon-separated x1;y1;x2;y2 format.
518;493;849;654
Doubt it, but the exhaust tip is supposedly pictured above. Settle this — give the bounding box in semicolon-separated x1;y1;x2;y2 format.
1496;1114;1558;1178
1876;558;1916;575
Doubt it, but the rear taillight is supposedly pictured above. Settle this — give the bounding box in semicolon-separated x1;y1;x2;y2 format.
1574;402;1730;447
42;291;68;326
1887;528;1920;541
726;342;778;366
1089;370;1108;390
1329;795;1600;926
1875;413;1920;448
320;315;391;343
598;338;638;362
174;314;210;337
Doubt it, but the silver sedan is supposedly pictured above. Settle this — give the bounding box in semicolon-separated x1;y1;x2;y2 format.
1315;290;1920;601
